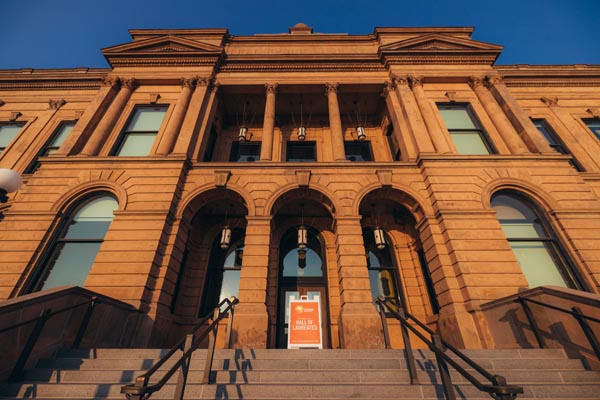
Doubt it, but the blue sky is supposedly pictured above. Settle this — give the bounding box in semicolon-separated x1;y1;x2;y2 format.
1;0;598;69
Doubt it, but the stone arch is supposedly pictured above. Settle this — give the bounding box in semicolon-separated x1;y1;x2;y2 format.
354;185;431;224
481;178;559;213
51;180;127;213
177;183;254;220
266;184;339;218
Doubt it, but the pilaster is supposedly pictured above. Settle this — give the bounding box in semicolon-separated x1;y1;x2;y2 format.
381;81;417;160
325;83;347;161
156;77;197;155
259;84;277;161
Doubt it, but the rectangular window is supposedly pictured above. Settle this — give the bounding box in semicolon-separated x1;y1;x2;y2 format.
25;121;76;173
203;125;218;162
532;119;567;153
385;124;401;161
113;106;167;156
286;141;316;162
230;142;261;162
344;141;373;161
438;104;493;155
0;123;25;154
584;118;600;140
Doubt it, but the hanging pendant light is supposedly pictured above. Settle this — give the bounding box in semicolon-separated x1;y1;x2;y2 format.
238;126;248;142
220;226;232;249
297;126;307;141
356;125;366;141
374;226;386;250
297;226;308;249
298;248;307;269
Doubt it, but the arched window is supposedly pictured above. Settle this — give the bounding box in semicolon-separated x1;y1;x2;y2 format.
491;193;584;290
200;229;244;316
363;228;405;312
33;195;118;292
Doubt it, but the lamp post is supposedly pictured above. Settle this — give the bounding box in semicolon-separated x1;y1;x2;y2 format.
0;169;23;203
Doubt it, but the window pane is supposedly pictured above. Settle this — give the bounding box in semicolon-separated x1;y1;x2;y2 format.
230;142;261;162
585;119;600;139
65;197;118;239
127;108;167;132
0;124;24;149
500;223;545;238
218;270;241;305
287;142;316;162
450;132;490;155
117;133;157;156
40;242;102;290
345;141;373;161
439;107;477;130
533;120;557;145
510;241;569;288
283;248;323;277
50;122;75;148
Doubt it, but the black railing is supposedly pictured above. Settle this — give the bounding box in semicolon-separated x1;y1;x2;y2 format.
0;296;99;381
375;297;523;400
515;296;600;362
121;296;239;400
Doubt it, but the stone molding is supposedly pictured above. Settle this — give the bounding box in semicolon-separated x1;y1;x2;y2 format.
9;111;21;121
325;82;339;94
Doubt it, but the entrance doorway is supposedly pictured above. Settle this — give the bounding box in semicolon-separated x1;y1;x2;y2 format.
276;227;330;348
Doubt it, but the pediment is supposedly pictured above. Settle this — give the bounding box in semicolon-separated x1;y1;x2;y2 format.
102;35;223;67
379;33;502;65
102;35;223;55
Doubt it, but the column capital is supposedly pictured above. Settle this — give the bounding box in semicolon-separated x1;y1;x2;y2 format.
484;73;503;88
407;74;424;89
468;76;485;90
48;99;66;110
265;83;278;94
325;82;339;95
102;76;121;87
180;76;197;89
540;96;559;107
380;81;396;98
391;74;408;86
120;77;138;90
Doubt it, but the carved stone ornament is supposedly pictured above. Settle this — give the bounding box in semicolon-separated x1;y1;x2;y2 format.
407;75;424;89
181;77;197;89
325;82;339;95
0;99;5;107
9;112;22;121
148;93;161;104
214;170;231;187
445;91;457;102
265;83;278;94
381;81;396;98
197;76;211;86
102;76;121;87
468;76;485;90
586;108;600;118
484;74;503;87
48;99;66;110
295;170;311;187
376;170;393;187
540;96;559;107
120;78;138;90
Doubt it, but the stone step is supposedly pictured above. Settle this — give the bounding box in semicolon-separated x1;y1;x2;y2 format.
37;356;585;372
2;382;600;399
22;367;600;385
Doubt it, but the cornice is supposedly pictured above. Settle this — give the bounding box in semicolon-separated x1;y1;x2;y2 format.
106;56;221;67
383;54;498;66
219;62;386;73
0;68;109;91
495;65;600;87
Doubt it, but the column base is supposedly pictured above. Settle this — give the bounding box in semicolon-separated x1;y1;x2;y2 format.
437;305;484;349
338;303;385;349
231;303;269;348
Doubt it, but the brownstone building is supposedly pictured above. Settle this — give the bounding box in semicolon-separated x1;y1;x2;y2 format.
0;23;599;361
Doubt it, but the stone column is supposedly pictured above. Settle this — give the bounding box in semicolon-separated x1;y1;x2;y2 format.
381;81;418;160
407;75;453;154
335;216;385;348
80;78;137;156
325;83;347;161
259;84;277;161
484;74;553;154
231;216;271;348
156;77;197;155
469;76;529;154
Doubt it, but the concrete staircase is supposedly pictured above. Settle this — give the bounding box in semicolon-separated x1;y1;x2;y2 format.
0;348;599;399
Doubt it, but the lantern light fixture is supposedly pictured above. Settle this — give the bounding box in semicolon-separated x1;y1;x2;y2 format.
297;126;307;141
238;126;249;142
298;248;307;269
236;99;256;142
374;226;386;250
291;97;311;142
0;169;23;203
220;226;232;249
356;125;367;141
297;225;308;249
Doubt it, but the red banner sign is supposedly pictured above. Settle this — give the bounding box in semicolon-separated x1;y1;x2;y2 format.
288;297;322;349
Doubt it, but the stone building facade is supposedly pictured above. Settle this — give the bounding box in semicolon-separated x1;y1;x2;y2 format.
0;24;599;350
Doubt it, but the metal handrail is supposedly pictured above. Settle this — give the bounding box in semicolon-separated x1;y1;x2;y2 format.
515;296;600;362
121;296;239;400
375;297;523;400
1;297;99;381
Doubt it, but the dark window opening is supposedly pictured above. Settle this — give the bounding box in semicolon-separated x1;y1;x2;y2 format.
386;124;401;161
418;249;440;314
230;142;261;162
344;141;373;162
203;125;218;161
583;118;600;140
286;141;316;162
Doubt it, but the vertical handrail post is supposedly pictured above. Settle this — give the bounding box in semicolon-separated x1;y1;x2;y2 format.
9;308;51;381
72;297;98;349
432;334;456;400
572;306;600;362
201;307;220;384
173;334;194;400
398;305;419;385
377;300;391;349
225;301;235;349
518;297;545;348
